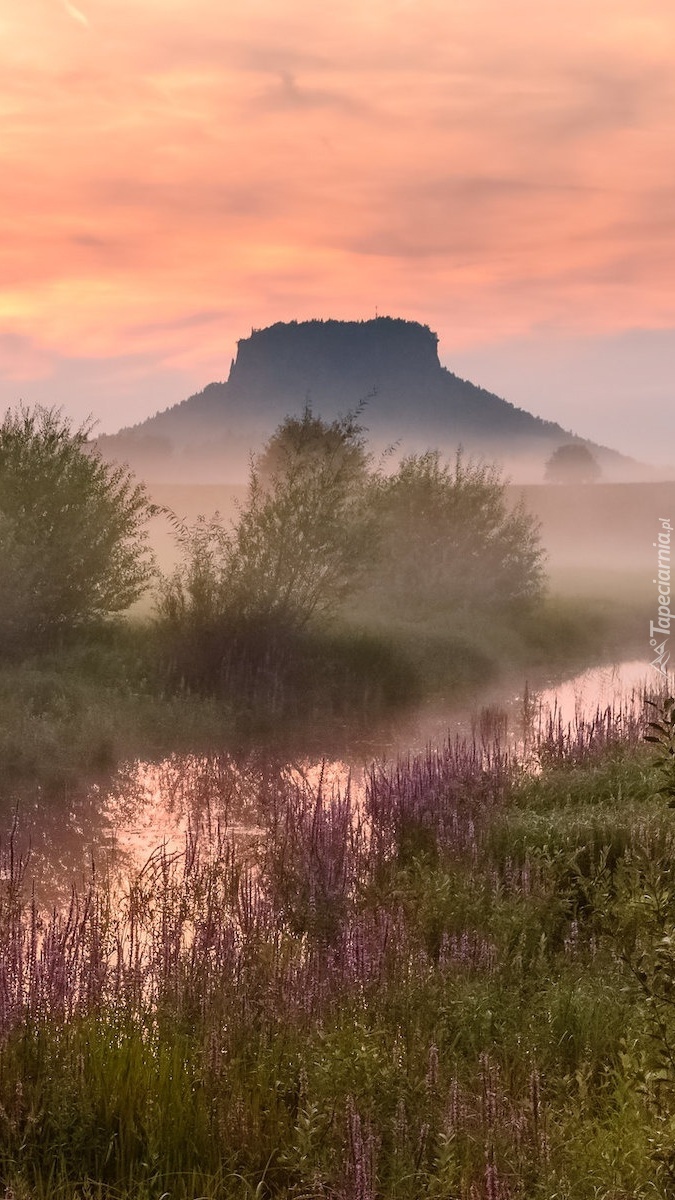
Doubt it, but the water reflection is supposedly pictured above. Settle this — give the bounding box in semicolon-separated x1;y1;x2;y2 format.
0;658;667;906
0;773;123;906
535;659;656;725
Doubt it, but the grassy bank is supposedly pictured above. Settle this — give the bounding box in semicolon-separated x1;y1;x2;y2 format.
0;630;229;784
0;579;647;785
0;693;674;1197
0;620;419;784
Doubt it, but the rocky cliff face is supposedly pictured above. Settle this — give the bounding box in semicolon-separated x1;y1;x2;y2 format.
228;317;442;404
97;317;639;482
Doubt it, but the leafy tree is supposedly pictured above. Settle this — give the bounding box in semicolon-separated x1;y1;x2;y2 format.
159;422;547;691
0;406;155;651
256;404;369;493
158;409;374;683
368;449;545;614
230;407;372;625
544;443;601;484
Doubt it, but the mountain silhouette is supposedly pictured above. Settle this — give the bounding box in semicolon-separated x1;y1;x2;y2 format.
97;317;639;482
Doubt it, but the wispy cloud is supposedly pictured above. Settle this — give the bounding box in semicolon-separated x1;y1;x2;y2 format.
1;0;675;442
62;1;90;29
250;70;366;114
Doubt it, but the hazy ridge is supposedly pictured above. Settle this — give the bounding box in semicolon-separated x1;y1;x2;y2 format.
97;317;646;483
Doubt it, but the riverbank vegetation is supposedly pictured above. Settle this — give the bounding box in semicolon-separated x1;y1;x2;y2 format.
0;405;668;1195
0;405;646;782
0;587;643;786
155;408;546;693
0;692;674;1196
0;406;154;656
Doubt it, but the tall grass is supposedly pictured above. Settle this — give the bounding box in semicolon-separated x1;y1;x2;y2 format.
0;576;649;787
0;689;673;1196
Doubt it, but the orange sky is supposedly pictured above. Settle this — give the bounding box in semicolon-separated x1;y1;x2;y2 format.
2;0;675;459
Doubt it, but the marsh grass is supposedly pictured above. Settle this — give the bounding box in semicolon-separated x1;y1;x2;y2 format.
0;617;424;786
0;692;673;1196
0;566;648;790
0;619;245;785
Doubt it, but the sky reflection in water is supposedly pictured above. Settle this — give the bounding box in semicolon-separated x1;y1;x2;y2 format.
0;658;664;906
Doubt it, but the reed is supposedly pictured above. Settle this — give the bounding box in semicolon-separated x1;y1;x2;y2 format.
0;693;670;1197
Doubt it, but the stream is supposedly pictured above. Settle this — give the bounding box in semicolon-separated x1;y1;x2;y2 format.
1;657;665;904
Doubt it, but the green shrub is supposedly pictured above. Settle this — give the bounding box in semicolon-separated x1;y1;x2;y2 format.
0;406;154;653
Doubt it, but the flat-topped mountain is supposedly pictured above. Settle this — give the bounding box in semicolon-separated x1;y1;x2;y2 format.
97;317;641;482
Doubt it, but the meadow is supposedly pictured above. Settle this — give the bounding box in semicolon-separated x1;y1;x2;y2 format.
0;689;673;1198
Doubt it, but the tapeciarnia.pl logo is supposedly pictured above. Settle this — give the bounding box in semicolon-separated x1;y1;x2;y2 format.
650;517;673;675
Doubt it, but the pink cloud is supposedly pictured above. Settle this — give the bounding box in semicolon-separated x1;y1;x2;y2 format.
1;0;675;441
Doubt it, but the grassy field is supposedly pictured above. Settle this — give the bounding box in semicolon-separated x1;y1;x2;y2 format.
146;478;675;592
0;692;674;1197
508;480;675;596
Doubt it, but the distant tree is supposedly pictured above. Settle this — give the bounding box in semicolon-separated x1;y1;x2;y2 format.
256;404;369;492
544;443;601;484
232;406;373;628
0;406;155;652
368;450;545;614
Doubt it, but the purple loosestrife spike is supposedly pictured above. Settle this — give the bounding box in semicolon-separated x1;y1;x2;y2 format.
480;1054;498;1129
448;1078;460;1133
426;1043;440;1094
564;920;579;957
344;1097;377;1200
415;1121;430;1171
393;1098;408;1154
485;1145;499;1200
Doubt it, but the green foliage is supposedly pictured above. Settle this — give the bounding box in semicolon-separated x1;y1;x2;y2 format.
0;406;154;652
645;695;675;804
157;410;378;691
159;408;373;634
367;449;545;615
158;423;547;696
567;701;675;1186
226;430;373;629
1;714;674;1196
255;403;369;491
0;629;237;784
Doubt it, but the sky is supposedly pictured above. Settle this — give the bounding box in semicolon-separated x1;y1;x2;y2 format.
1;0;675;464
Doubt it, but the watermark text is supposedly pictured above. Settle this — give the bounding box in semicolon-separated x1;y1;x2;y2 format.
650;517;673;675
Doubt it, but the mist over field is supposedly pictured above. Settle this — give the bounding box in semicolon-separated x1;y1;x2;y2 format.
97;319;663;487
102;318;674;685
145;475;674;597
2;327;675;1199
